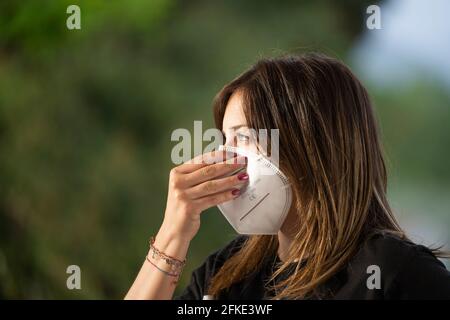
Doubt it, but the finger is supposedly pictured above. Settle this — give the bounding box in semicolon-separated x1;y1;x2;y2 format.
176;150;237;174
195;188;241;212
186;170;249;199
183;156;247;187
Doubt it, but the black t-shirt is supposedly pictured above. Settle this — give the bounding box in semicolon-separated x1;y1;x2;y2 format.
174;233;450;299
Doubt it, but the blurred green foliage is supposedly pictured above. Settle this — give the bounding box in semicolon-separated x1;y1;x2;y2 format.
0;0;448;299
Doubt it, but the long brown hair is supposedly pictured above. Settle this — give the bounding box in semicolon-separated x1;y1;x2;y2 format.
208;53;408;300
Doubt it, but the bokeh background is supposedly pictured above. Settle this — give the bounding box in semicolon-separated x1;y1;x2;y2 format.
0;0;449;299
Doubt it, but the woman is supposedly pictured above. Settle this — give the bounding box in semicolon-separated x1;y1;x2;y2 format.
125;53;450;300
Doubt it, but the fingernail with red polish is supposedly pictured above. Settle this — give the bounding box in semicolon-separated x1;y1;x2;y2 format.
232;189;240;196
238;173;249;181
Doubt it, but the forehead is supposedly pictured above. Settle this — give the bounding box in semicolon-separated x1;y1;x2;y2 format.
222;90;247;131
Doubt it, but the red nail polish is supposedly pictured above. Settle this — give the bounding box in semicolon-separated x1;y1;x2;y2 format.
237;173;249;181
232;189;240;196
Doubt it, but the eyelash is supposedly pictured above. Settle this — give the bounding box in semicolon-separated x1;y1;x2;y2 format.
236;133;250;142
223;132;250;144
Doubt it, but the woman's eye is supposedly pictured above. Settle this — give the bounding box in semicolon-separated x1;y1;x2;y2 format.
236;133;250;142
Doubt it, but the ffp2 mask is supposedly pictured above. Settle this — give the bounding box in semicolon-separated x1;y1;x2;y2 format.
217;145;292;235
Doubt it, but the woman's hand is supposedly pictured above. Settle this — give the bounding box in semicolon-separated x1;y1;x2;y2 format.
158;150;248;242
125;150;247;300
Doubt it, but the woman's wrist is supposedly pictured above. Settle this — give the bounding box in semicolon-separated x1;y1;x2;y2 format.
146;235;186;283
152;226;191;262
144;228;191;285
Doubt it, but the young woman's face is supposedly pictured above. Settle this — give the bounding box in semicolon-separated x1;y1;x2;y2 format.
222;91;258;153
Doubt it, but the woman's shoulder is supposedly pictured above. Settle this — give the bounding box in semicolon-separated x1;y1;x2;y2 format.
345;231;450;299
359;231;445;266
360;231;432;260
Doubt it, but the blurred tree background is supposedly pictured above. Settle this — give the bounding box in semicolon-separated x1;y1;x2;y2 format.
0;0;448;298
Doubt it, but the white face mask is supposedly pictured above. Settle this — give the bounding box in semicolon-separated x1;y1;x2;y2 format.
217;145;292;235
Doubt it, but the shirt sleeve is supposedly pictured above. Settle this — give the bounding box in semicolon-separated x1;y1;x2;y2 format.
389;245;450;299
